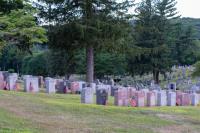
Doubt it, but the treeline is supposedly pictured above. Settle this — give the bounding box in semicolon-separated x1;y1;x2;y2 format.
0;0;200;83
0;45;127;78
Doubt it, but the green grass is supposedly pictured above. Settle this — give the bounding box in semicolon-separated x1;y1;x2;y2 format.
0;91;200;133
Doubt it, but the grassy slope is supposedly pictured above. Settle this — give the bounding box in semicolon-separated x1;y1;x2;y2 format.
0;91;200;133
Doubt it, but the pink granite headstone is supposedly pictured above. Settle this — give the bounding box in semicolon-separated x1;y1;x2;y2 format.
114;89;129;106
135;91;145;107
70;82;79;94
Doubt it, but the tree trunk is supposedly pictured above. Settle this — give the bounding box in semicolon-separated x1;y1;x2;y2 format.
153;70;160;84
86;45;94;83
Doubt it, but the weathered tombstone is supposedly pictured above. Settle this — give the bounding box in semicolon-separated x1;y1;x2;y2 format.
167;92;176;106
157;91;167;106
135;91;145;107
176;91;182;106
24;76;39;93
147;92;156;106
181;93;191;106
56;81;64;93
55;79;63;92
7;74;18;91
45;78;56;94
81;87;94;104
176;91;191;106
57;80;69;93
114;89;129;106
191;93;199;106
70;82;79;94
96;89;108;105
141;89;149;105
76;81;86;93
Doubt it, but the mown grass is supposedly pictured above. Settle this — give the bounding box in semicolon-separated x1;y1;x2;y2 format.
0;90;200;133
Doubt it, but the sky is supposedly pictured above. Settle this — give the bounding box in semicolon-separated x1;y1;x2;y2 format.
176;0;200;18
121;0;200;18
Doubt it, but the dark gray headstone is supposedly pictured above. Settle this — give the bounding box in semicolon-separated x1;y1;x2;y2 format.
96;89;108;105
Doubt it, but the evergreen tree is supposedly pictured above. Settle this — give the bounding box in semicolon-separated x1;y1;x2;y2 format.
35;0;134;83
127;0;179;84
173;26;198;65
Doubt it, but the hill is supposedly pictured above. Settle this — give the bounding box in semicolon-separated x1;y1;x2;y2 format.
0;91;200;133
181;17;200;39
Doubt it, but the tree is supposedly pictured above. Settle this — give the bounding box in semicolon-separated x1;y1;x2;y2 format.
95;52;127;78
0;0;23;14
0;2;47;52
22;52;49;76
173;25;199;65
127;0;179;84
35;0;134;83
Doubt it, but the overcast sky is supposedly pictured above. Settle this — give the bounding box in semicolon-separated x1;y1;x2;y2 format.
121;0;200;18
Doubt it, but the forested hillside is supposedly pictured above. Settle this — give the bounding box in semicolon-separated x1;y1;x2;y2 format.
181;18;200;39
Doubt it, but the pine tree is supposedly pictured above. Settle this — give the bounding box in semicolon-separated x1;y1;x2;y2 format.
127;0;179;84
35;0;134;83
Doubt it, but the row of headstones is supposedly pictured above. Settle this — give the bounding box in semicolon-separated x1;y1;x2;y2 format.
0;72;86;94
24;76;88;94
81;86;199;107
114;88;199;107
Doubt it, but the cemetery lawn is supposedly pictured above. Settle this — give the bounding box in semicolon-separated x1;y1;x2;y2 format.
0;91;200;133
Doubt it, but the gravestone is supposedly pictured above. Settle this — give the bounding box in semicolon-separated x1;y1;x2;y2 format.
191;93;199;106
0;72;4;89
8;74;18;91
77;81;86;93
81;87;94;104
57;80;69;93
181;93;191;106
157;91;167;106
176;92;191;106
96;89;108;105
147;92;156;106
141;89;149;105
24;76;39;93
56;81;65;93
55;79;63;92
176;91;182;106
167;92;176;106
168;82;176;91
114;89;129;106
45;78;56;94
135;91;145;107
70;82;79;94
